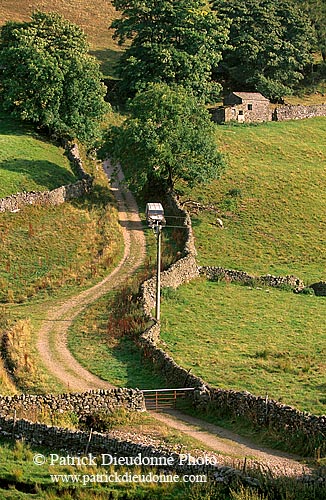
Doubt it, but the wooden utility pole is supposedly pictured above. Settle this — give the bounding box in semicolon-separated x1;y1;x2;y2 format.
155;223;162;321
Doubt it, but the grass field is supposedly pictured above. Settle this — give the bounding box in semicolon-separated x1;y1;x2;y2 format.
67;204;187;391
0;112;77;197
0;438;182;500
181;118;326;284
0;304;69;394
0;111;124;390
68;291;167;389
0;0;122;78
0;409;233;499
0;161;124;393
0;437;325;500
0;127;125;306
0;189;122;304
0;110;123;304
160;278;326;416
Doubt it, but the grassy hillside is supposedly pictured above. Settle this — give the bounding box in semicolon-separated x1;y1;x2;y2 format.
182;118;326;284
0;439;181;500
160;279;326;415
0;112;77;197
0;0;122;78
0;357;16;395
167;118;326;416
0;184;122;304
68;291;167;389
0;108;123;304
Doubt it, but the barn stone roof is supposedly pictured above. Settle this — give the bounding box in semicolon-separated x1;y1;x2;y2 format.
225;92;269;103
234;92;269;101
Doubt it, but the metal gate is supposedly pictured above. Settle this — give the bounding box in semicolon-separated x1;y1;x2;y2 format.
142;388;195;411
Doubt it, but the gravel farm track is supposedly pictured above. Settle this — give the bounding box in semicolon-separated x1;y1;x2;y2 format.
36;160;146;391
36;161;311;477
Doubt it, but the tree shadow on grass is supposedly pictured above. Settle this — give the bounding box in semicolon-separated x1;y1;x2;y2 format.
0;111;42;138
111;337;167;390
71;184;115;211
90;47;121;79
0;159;77;195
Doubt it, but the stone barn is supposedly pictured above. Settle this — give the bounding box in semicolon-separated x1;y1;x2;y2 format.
210;92;271;123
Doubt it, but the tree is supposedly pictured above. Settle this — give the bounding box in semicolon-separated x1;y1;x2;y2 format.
294;0;326;61
102;83;225;192
111;0;229;102
212;0;316;101
0;12;108;144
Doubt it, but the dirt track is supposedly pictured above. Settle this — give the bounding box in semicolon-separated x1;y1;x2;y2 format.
36;161;146;391
153;410;309;476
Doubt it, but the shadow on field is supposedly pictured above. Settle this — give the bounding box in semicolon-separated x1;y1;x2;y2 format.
90;47;121;78
111;338;166;390
189;217;202;227
0;159;77;192
0;111;47;138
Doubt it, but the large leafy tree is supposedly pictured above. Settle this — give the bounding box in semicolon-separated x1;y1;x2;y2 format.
212;0;316;101
0;12;108;144
103;83;225;192
295;0;326;61
111;0;229;102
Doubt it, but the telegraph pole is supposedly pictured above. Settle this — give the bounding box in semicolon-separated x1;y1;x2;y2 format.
145;202;165;322
155;222;162;322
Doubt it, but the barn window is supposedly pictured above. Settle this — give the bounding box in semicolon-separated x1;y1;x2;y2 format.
248;104;253;110
239;110;244;115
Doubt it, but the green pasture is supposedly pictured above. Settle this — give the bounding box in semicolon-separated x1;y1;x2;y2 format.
0;112;77;197
0;111;125;304
67;292;166;389
0;434;324;500
0;436;324;500
0;196;122;304
0;143;123;304
160;278;326;415
0;439;182;500
182;118;326;284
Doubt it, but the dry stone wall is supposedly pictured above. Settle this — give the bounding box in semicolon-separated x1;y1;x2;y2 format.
273;103;326;121
0;389;145;419
210;102;326;123
193;387;326;452
200;266;304;291
65;142;90;180
139;332;326;454
1;165;324;458
141;255;199;317
0;143;93;213
140;194;199;317
0;414;262;484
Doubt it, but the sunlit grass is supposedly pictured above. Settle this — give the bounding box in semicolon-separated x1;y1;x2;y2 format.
0;196;122;303
160;278;326;415
0;112;76;197
181;118;326;284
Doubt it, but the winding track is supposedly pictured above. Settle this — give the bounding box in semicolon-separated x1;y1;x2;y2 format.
36;161;146;391
35;163;309;475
